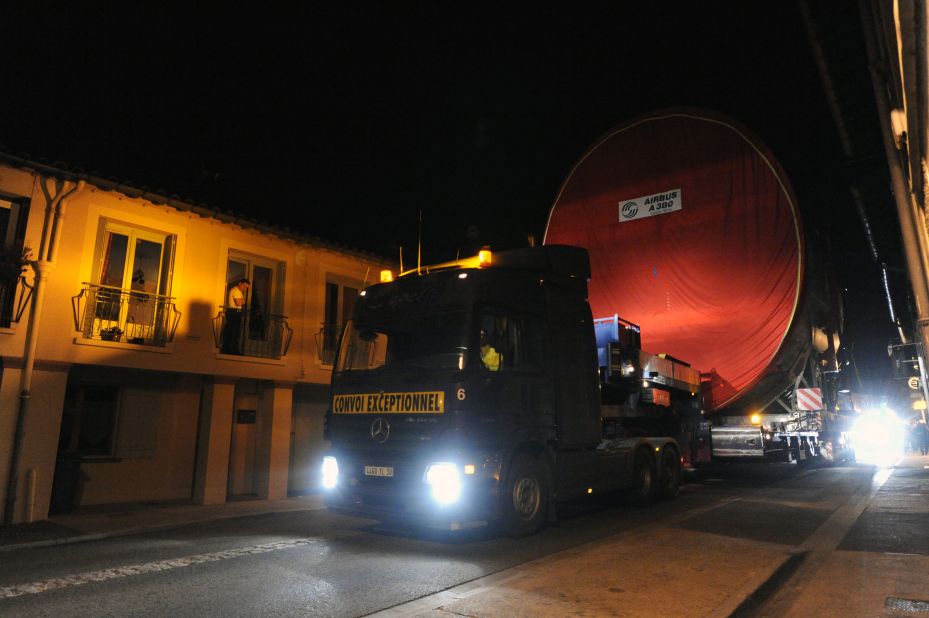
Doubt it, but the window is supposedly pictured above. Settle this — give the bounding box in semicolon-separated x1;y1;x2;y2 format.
216;250;290;358
478;311;543;372
78;219;178;345
59;384;120;457
58;383;161;459
335;312;468;373
0;195;29;327
320;280;359;364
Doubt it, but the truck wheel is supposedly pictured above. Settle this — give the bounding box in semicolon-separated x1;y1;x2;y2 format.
501;454;549;537
627;447;657;507
658;447;681;500
797;440;816;467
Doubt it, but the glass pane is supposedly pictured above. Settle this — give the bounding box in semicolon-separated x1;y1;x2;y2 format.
131;238;163;294
341;286;358;325
100;233;129;287
77;385;119;457
226;259;247;288
337;320;388;371
324;283;339;352
325;283;338;326
336;312;468;372
249;265;273;340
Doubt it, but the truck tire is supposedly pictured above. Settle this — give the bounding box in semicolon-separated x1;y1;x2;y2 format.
627;447;657;507
658;447;681;500
501;454;549;537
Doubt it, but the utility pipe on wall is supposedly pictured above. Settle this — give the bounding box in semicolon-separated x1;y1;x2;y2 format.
3;177;83;525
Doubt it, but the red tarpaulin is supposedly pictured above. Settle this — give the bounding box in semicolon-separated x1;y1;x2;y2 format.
544;111;803;411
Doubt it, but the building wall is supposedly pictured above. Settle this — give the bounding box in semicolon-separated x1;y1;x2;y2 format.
0;162;388;522
290;384;331;494
77;373;201;506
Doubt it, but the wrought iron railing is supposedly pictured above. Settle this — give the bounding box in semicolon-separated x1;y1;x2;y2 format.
315;322;342;366
0;275;33;328
211;307;293;359
72;283;181;346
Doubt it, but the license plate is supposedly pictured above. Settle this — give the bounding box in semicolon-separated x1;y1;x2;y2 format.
364;466;394;477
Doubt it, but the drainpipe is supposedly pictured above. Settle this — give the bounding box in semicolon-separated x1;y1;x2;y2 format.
3;178;83;525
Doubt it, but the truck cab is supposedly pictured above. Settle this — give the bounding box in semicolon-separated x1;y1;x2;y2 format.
322;246;680;535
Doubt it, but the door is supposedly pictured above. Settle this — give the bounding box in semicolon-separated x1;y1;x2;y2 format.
228;409;258;497
226;253;282;356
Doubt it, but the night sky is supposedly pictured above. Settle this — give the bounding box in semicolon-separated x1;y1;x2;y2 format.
0;3;908;393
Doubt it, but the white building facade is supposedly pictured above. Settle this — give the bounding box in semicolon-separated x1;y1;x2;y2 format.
0;155;389;524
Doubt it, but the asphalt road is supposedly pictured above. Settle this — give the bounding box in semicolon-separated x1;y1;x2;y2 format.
0;463;877;617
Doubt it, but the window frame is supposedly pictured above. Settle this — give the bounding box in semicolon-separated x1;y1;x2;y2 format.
321;276;362;366
476;306;546;375
220;249;288;358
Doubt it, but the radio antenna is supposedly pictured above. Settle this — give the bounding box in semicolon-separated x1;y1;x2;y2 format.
417;210;423;275
362;266;370;288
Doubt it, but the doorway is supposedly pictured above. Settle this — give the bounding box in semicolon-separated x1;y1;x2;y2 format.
227;408;258;498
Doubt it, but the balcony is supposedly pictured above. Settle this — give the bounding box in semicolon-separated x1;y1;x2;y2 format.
211;307;293;359
72;284;180;346
0;275;33;328
315;322;342;366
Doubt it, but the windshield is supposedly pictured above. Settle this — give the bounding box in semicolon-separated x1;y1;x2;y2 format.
336;312;470;372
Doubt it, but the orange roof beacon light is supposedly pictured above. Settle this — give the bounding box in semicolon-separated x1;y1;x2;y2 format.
396;248;492;278
750;412;762;426
380;269;394;283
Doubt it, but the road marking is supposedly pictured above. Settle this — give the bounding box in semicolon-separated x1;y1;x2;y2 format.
0;538;316;600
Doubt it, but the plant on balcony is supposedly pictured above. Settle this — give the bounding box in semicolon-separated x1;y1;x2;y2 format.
100;326;123;341
0;244;31;285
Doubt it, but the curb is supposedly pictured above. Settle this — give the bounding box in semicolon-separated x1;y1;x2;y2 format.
727;550;809;617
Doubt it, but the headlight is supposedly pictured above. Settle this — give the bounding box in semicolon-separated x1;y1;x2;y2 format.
321;456;339;489
423;462;461;505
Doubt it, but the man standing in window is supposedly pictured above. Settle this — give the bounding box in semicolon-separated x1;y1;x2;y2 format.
222;278;249;354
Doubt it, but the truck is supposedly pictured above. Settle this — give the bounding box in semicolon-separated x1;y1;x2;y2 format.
321;110;851;536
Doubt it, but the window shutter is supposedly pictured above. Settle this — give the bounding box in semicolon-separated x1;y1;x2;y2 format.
114;387;161;458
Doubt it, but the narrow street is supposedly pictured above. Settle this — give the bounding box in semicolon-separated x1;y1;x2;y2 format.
2;457;925;617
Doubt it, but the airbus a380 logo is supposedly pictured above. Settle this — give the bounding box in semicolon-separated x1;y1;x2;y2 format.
621;201;639;219
618;188;682;222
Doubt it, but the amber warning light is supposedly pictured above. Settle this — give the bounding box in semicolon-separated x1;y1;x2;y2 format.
478;249;492;266
380;270;394;283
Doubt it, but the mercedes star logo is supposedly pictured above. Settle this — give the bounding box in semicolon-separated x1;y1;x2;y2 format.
370;417;390;443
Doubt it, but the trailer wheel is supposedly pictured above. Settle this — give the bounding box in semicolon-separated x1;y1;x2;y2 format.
501;454;549;537
658;447;681;500
627;447;657;507
797;439;817;467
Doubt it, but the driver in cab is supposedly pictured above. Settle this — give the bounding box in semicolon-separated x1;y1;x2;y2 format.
480;329;501;371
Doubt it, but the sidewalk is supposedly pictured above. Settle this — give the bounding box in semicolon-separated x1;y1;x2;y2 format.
0;494;326;552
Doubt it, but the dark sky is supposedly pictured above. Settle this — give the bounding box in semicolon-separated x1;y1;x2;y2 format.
0;3;909;394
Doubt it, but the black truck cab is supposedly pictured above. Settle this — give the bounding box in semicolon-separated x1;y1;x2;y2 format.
322;246;681;535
